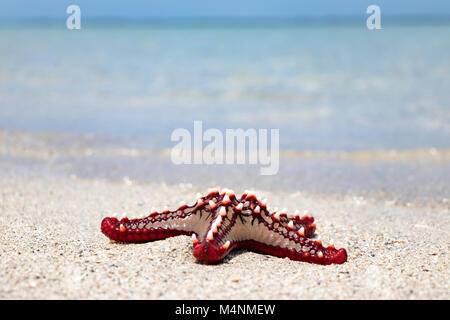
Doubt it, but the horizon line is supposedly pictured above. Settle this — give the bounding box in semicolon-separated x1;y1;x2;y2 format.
1;14;450;27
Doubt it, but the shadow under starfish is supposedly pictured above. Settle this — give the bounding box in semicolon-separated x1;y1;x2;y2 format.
101;188;347;265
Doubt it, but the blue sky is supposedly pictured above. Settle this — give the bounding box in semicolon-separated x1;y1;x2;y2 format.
1;0;449;19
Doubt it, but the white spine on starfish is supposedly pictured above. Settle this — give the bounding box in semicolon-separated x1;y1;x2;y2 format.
222;240;231;250
253;205;260;214
219;206;227;217
273;211;281;220
235;203;243;211
209;200;217;210
208;187;219;195
214;215;223;226
221;188;234;196
222;194;231;205
246;190;255;198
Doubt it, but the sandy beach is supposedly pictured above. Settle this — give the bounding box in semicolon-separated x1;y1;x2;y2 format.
0;133;448;299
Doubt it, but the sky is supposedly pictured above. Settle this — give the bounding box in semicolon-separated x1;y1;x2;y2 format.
1;0;450;20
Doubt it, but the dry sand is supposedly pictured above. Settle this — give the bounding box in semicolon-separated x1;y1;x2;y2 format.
0;172;448;299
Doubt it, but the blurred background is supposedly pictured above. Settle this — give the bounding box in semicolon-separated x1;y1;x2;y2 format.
0;0;449;203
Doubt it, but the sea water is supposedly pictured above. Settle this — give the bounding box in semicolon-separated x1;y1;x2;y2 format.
0;20;449;202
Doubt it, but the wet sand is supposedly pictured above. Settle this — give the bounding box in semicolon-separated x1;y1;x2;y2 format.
1;130;449;206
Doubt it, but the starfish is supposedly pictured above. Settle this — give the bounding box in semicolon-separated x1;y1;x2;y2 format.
101;188;347;265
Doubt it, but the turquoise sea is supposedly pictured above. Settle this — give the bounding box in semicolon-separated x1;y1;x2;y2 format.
1;20;449;150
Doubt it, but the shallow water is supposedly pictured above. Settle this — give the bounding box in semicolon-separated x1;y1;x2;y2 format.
1;130;448;205
0;21;449;151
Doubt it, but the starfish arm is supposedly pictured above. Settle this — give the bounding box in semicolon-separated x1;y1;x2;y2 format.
192;190;244;263
192;193;346;265
234;240;347;265
101;200;207;243
242;205;347;265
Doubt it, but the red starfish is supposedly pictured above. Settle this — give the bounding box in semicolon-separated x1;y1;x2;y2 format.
101;188;347;265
